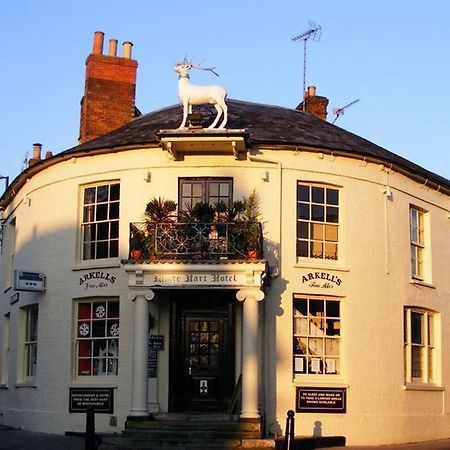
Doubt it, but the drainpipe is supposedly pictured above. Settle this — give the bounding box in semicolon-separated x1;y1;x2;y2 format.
249;155;282;278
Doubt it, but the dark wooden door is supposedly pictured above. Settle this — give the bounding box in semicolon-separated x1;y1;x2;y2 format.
170;292;235;412
182;313;229;410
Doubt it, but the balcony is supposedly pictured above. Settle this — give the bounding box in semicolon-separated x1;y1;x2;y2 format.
128;220;263;261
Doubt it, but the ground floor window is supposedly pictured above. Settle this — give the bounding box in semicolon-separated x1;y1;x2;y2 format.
1;313;10;384
404;307;438;384
293;295;341;375
76;299;119;376
24;306;38;379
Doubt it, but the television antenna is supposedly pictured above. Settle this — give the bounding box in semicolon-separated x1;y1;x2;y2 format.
332;99;360;124
291;21;322;111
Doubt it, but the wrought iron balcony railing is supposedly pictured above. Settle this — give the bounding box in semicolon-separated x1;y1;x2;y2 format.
129;221;263;261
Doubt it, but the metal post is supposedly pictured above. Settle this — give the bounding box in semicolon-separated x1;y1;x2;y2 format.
284;409;295;450
85;406;96;450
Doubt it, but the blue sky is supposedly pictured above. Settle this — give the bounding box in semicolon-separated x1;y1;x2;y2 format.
1;0;450;186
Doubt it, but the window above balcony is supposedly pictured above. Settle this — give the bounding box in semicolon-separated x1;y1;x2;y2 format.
157;128;248;160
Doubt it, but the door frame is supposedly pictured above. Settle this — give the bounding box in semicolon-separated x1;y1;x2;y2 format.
168;290;235;412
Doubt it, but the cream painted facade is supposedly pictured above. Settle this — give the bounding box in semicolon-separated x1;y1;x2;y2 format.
0;32;449;446
0;139;449;445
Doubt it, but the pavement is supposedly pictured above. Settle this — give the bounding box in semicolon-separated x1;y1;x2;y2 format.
1;426;450;450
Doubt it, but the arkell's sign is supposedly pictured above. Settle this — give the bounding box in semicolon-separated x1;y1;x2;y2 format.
69;387;114;414
79;271;117;291
296;387;346;413
301;271;343;290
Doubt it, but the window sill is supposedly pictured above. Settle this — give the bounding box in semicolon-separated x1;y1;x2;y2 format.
403;383;444;391
73;259;121;271
295;260;349;272
15;382;37;388
0;384;8;389
410;279;436;289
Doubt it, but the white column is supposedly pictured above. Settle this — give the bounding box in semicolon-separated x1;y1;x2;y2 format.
236;288;265;419
128;288;155;417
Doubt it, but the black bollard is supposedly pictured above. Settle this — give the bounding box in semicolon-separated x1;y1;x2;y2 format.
85;406;96;450
284;409;295;450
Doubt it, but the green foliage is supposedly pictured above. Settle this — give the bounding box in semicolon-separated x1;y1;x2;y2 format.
145;197;177;222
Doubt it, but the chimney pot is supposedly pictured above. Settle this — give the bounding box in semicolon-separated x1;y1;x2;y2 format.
32;143;42;160
296;86;329;121
45;151;53;159
92;31;104;55
108;39;118;57
122;41;133;59
307;86;317;97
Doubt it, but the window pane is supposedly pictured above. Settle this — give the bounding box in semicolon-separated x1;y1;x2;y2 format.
84;188;96;204
96;241;109;259
294;299;307;316
209;183;219;196
297;240;308;257
311;223;323;240
325;243;337;260
297;221;308;239
109;202;119;220
312;205;324;221
110;184;120;201
297;204;309;220
325;224;338;242
326;207;339;223
312;187;324;203
411;312;423;344
110;240;119;258
326;189;339;205
192;183;202;197
310;241;323;258
219;183;229;196
412;346;422;378
97;223;109;241
96;186;108;203
326;301;340;317
297;184;309;202
110;221;119;239
96;204;108;221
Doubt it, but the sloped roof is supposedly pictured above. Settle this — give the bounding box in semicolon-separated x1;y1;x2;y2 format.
66;99;449;188
1;99;449;208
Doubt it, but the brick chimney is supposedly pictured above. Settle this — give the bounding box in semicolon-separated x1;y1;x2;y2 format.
79;31;138;144
296;86;329;121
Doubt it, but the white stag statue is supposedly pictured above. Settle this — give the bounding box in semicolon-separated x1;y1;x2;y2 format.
174;60;228;129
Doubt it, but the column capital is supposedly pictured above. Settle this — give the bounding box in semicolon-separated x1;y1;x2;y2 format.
128;289;156;302
236;288;265;303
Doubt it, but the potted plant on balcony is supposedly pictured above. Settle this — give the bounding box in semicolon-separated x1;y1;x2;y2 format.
130;224;145;260
144;197;177;259
144;197;177;222
242;190;261;259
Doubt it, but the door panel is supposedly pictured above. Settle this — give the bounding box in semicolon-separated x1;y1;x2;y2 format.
185;317;224;410
169;292;235;412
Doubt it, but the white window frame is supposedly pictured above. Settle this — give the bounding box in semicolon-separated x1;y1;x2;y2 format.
404;307;439;386
80;182;120;261
293;295;341;376
23;306;38;380
1;313;10;385
410;207;425;280
75;299;120;378
296;183;340;261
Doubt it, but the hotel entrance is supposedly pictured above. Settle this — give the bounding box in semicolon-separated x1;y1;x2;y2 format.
169;290;236;412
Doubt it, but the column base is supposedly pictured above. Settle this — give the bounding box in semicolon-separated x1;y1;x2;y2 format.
127;413;155;422
239;413;260;421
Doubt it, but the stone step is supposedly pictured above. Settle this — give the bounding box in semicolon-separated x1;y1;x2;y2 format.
99;436;275;450
123;428;261;440
126;420;261;433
